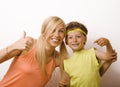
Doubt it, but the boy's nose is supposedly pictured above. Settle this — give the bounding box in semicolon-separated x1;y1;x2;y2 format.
73;37;77;42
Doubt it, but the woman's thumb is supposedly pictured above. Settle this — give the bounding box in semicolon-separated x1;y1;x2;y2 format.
22;31;26;38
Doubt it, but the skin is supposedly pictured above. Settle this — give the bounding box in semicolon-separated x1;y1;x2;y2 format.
0;19;67;87
45;24;65;49
0;16;68;87
59;31;117;87
44;23;66;63
0;31;33;63
67;31;86;52
0;23;66;64
67;31;115;61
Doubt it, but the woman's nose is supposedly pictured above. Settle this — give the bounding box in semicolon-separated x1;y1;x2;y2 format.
54;31;59;37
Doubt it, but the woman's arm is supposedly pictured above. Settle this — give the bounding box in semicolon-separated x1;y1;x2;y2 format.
0;32;32;63
59;70;70;87
55;52;70;87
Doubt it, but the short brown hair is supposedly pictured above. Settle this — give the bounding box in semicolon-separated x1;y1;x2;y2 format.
65;21;88;44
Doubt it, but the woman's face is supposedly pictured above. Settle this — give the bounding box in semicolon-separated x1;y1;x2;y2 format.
45;23;65;48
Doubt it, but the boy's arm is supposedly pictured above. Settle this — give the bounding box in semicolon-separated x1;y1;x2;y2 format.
94;37;116;60
100;56;117;76
94;37;117;76
94;37;113;53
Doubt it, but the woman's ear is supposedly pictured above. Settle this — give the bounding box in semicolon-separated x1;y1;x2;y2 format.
41;34;46;39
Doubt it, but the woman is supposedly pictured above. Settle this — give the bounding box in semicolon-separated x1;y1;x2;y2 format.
0;16;68;87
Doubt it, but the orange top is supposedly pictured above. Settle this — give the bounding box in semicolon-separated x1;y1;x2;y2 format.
0;47;56;87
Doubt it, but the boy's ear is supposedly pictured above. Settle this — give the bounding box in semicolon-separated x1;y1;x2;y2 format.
65;36;68;45
84;37;87;45
42;34;46;38
65;40;68;45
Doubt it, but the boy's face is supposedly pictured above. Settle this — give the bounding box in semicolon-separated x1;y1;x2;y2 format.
67;31;86;52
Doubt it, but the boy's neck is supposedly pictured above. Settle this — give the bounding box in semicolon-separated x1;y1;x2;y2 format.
73;48;85;53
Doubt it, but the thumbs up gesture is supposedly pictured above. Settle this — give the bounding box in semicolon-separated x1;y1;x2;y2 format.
11;31;33;51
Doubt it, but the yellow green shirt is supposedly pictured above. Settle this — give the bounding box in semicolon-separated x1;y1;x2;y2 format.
64;48;101;87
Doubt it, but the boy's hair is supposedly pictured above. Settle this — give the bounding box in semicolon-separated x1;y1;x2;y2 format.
65;21;88;44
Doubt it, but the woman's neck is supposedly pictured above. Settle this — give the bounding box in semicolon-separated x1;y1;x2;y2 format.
45;46;55;57
45;47;55;63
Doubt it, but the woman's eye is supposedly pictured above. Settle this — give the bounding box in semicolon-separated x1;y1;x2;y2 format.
52;29;55;33
59;29;65;33
59;30;64;33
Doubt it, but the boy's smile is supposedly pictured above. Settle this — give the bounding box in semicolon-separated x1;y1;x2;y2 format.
67;31;86;52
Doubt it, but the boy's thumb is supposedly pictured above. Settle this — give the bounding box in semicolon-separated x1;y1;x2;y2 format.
94;39;98;43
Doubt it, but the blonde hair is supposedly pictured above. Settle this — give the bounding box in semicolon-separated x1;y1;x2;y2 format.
36;16;68;76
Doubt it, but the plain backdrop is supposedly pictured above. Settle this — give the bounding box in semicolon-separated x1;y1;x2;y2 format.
0;0;120;87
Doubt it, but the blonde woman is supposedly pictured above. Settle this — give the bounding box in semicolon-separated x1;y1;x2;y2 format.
0;16;68;87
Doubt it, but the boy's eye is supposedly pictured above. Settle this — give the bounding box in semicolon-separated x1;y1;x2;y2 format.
68;36;72;39
77;36;81;38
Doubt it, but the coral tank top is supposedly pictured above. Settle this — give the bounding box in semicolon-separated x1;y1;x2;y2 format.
0;47;56;87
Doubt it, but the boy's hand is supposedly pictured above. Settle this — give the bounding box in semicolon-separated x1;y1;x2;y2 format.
94;37;110;47
106;50;117;62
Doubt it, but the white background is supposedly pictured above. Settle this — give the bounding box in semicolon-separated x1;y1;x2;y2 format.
0;0;120;87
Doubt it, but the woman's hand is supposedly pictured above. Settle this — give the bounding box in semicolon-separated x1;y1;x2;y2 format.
59;71;70;87
11;31;33;51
